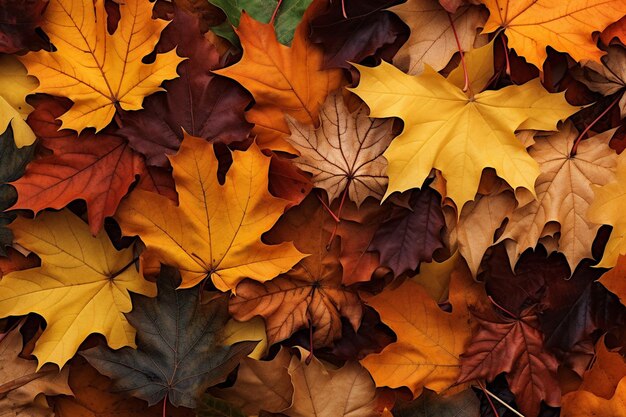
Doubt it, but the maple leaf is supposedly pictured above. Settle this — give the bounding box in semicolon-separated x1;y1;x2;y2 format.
116;133;305;291
209;0;312;46
0;0;48;54
498;121;619;273
54;359;195;417
0;209;156;368
572;45;626;118
286;91;395;205
214;10;343;151
458;310;560;417
82;268;256;408
392;389;480;417
360;260;488;397
310;0;407;70
587;157;626;267
574;337;626;399
350;43;578;210
119;6;252;167
0;126;34;256
599;254;626;306
370;188;445;276
480;0;626;68
229;195;362;347
268;154;313;209
0;55;37;148
601;15;626;45
561;376;626;417
0;324;72;416
10;96;143;235
391;0;487;75
19;0;184;132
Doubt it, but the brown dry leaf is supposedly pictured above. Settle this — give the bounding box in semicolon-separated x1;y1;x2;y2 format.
391;0;487;74
599;254;626;305
498;121;619;273
572;45;626;117
577;336;626;399
213;348;294;415
286;91;394;206
561;376;626;417
1;325;72;417
285;347;379;417
411;251;460;303
229;195;363;348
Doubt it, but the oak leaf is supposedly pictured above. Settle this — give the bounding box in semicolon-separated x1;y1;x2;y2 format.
360;260;488;397
214;10;343;151
19;0;184;132
350;44;578;210
587;156;626;267
229;195;362;347
458;310;560;417
286;91;395;206
115;133;305;291
480;0;626;68
0;55;37;148
561;376;626;417
391;0;487;74
81;267;257;409
118;6;252;167
498;121;619;273
0;126;34;256
0;210;156;368
10;96;143;235
0;325;72;417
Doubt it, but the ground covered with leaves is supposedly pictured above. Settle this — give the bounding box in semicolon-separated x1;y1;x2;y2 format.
2;0;626;416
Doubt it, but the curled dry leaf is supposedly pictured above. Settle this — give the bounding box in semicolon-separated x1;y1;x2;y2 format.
230;195;362;348
19;0;184;132
286;91;395;206
81;267;257;409
0;210;156;368
116;133;305;291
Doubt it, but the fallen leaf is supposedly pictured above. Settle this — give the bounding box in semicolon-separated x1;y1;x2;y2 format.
0;0;48;54
10;96;143;235
0;55;37;148
480;0;626;68
268;154;313;209
196;395;246;417
116;133;305;291
0;126;34;256
561;376;626;417
118;6;252;167
370;188;445;276
601;15;626;45
392;388;480;417
350;42;578;210
391;0;487;74
81;267;257;408
0;325;72;417
229;195;362;348
498;121;619;273
286;91;395;206
19;0;184;132
285;347;379;417
458;310;560;417
222;316;268;360
576;336;626;399
214;9;343;151
0;210;156;368
411;251;460;303
599;254;626;305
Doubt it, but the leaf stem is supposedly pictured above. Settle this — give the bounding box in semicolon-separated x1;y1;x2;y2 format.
570;93;622;157
109;256;140;280
488;296;518;319
477;380;500;417
305;318;314;365
270;0;283;26
163;393;168;417
341;0;348;19
475;385;526;417
448;12;470;95
326;179;351;249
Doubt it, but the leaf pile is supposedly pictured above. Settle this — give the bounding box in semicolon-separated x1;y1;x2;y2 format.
1;0;626;416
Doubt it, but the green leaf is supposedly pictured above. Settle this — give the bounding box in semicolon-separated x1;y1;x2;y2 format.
81;266;258;408
208;0;312;46
197;395;248;417
0;125;34;256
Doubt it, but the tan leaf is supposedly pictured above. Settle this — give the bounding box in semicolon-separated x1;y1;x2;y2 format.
286;92;394;205
499;121;619;272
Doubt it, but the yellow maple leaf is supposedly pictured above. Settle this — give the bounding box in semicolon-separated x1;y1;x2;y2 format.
19;0;184;133
481;0;626;68
116;133;305;292
0;210;156;368
350;43;578;211
588;156;626;268
0;55;37;147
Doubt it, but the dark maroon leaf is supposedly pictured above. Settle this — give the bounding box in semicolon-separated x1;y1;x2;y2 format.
370;188;445;277
310;0;408;69
119;6;252;167
0;0;48;54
